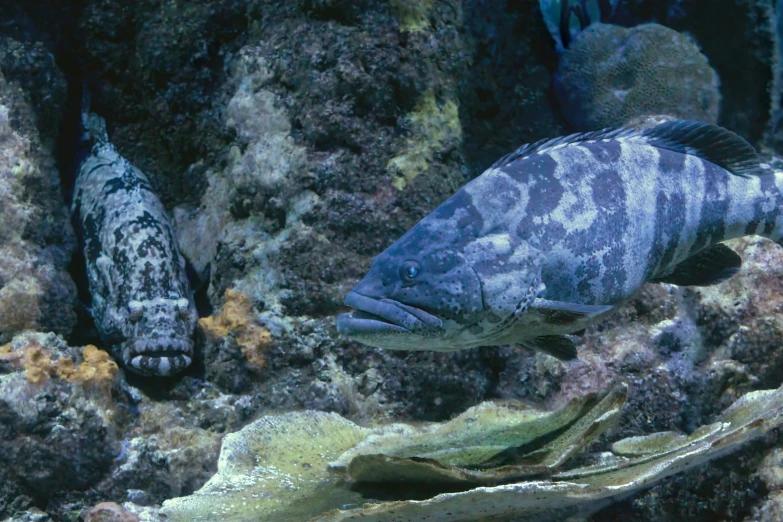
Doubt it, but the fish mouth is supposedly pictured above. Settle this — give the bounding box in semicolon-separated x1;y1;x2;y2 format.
336;292;443;337
122;337;193;377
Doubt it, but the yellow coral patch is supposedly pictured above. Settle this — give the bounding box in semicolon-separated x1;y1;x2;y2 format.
22;342;56;384
65;345;119;392
199;289;272;373
6;339;117;392
386;90;462;190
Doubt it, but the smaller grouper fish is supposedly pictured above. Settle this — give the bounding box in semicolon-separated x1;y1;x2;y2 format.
337;120;778;360
71;106;198;376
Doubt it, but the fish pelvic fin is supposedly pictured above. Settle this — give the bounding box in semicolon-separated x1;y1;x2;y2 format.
523;335;579;361
531;298;613;326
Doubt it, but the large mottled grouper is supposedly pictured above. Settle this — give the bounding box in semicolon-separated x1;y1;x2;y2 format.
71;108;198;376
338;121;780;360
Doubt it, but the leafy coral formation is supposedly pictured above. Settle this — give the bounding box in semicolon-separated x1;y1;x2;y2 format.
161;382;783;521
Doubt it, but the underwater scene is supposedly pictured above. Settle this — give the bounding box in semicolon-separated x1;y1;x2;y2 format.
2;0;783;520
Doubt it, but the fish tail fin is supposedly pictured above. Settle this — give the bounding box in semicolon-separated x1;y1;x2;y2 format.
80;81;109;146
75;79;94;161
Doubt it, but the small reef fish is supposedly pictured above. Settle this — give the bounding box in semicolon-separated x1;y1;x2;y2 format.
539;0;621;50
71;103;198;376
337;121;777;360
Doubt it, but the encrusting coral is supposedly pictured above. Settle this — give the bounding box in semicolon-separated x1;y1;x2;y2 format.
2;338;118;391
199;288;273;373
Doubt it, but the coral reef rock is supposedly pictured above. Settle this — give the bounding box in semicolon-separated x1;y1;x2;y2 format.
198;288;273;392
0;38;76;343
83;502;139;522
0;333;120;519
1;2;783;521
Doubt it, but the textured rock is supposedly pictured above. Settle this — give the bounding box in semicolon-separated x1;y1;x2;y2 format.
659;0;774;145
555;23;720;130
1;2;783;521
198;289;273;392
0;333;120;519
0;44;76;343
84;502;139;522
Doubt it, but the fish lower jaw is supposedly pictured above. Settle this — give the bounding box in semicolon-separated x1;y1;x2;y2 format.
336;311;411;336
337;324;479;352
128;353;192;376
121;337;194;376
338;292;445;338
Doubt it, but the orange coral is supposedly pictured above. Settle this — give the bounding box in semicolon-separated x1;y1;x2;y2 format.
63;345;119;392
3;339;117;391
199;288;272;373
0;342;18;367
22;342;57;384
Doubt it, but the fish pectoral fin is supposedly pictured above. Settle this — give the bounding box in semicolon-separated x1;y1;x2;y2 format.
523;335;579;361
653;243;741;287
531;298;613;326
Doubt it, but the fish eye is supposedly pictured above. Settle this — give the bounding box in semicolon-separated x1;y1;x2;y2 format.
400;261;421;282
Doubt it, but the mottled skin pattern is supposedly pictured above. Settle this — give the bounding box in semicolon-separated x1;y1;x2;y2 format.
338;121;783;357
72;113;197;376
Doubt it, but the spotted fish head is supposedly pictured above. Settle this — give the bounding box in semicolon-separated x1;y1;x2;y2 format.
337;225;544;351
106;296;198;376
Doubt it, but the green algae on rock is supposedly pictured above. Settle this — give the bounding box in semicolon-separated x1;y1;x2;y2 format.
160;411;370;522
389;0;435;32
386;90;462;191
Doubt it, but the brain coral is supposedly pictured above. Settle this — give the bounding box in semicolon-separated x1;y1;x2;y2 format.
555;23;720;130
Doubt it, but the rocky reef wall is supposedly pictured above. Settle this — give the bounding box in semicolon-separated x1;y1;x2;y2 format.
0;1;782;520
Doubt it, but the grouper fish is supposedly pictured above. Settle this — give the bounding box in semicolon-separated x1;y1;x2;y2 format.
337;120;778;360
71;105;198;376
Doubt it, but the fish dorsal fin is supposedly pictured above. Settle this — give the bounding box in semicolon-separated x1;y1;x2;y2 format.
490;127;635;170
491;120;762;178
640;120;762;177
